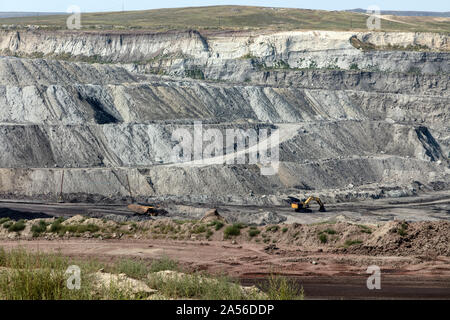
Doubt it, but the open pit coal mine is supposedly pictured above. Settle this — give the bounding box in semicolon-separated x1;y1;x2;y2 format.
0;30;448;212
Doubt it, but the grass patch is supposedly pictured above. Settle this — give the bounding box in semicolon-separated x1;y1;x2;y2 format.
0;248;137;300
148;272;261;300
48;218;99;235
358;225;372;234
265;274;304;300
114;259;149;280
192;224;207;234
149;256;180;273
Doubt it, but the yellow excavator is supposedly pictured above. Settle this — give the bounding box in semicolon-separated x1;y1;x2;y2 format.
287;196;326;213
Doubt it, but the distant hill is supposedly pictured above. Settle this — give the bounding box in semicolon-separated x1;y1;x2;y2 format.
0;6;448;33
348;8;450;17
0;12;65;19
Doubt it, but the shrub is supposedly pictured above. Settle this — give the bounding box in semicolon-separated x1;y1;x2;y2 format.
224;224;242;238
318;233;328;243
31;220;49;237
248;228;261;237
207;220;224;230
2;221;13;229
49;218;65;233
350;63;359;70
0;217;10;225
266;225;279;233
8;220;26;232
397;223;408;236
322;228;336;235
281;227;288;233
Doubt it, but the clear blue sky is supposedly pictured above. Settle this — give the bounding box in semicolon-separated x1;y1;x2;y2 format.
0;0;448;13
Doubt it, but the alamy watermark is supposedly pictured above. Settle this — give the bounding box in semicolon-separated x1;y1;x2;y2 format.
65;265;81;290
67;5;81;30
366;265;381;290
170;122;280;176
366;5;381;30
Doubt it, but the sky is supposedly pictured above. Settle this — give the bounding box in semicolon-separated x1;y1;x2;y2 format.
0;0;448;13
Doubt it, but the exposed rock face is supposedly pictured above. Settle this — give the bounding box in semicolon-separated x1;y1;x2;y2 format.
0;29;448;205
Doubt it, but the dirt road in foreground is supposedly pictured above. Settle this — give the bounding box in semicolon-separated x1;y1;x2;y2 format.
1;239;449;299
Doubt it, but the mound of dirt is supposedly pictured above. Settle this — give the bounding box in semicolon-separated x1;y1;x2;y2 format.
200;209;227;223
351;221;450;256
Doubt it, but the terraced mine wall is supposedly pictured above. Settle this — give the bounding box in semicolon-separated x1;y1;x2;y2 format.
0;29;448;204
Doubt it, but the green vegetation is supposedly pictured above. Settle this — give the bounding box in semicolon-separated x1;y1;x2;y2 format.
149;256;180;273
0;217;11;225
240;53;258;60
358;225;372;234
343;239;363;247
266;225;279;233
7;220;26;233
31;220;49;237
321;228;336;235
207;220;224;231
281;227;288;233
0;248;305;300
0;6;448;33
223;223;246;238
248;227;261;237
350;63;359;70
191;224;207;234
2;221;13;229
397;223;408;237
272;60;290;69
265;274;304;300
0;248;134;300
147;272;261;300
47;218;100;235
318;233;328;243
350;36;438;52
114;259;149;280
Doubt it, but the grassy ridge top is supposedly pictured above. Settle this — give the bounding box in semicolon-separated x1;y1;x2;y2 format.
0;6;449;33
